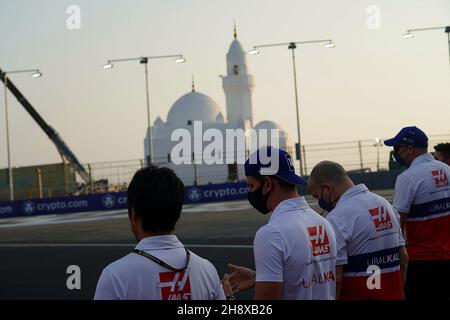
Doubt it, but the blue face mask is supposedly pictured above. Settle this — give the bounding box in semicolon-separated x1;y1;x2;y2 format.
393;151;407;167
318;186;338;212
318;198;335;212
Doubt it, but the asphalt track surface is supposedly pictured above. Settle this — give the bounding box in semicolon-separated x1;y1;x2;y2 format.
0;191;394;300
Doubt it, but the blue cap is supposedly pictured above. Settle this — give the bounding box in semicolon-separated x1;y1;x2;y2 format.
384;126;428;148
244;146;307;185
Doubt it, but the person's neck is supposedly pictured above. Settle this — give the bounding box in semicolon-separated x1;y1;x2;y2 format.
137;231;172;242
270;190;299;211
334;179;355;199
408;151;427;166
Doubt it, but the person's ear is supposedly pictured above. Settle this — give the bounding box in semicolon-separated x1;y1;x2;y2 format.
308;182;319;198
320;183;332;197
404;146;415;160
130;207;138;223
263;176;273;195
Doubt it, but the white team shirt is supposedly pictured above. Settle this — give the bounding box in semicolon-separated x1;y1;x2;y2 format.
327;184;405;266
325;184;405;299
393;153;450;214
94;235;225;300
393;153;450;260
254;197;337;300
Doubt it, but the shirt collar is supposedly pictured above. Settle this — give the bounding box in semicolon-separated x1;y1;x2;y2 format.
336;184;368;206
135;234;184;251
270;196;309;222
410;153;434;167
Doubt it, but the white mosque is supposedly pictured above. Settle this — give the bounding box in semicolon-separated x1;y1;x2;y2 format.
144;28;289;186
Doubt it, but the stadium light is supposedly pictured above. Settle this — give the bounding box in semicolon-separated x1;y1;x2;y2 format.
402;25;450;71
248;38;335;176
402;32;414;39
102;54;186;165
175;57;186;64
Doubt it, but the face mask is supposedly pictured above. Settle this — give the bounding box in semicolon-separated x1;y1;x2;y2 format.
318;198;335;212
247;182;271;215
318;186;338;212
393;147;409;167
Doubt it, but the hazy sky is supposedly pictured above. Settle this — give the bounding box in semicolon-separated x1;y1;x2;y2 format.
1;0;449;168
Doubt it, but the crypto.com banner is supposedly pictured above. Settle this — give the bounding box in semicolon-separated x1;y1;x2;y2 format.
0;182;248;218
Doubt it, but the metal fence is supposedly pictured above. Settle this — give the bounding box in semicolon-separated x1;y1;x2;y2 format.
0;163;77;201
300;133;450;175
2;133;449;200
78;158;144;195
85;133;450;189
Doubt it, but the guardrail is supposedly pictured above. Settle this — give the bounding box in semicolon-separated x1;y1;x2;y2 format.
0;182;249;219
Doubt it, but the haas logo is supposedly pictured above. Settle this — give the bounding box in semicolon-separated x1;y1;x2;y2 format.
432;169;448;188
307;225;331;256
369;206;392;232
157;270;191;300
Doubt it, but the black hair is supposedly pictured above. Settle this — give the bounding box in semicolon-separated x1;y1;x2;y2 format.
127;165;184;233
434;143;450;160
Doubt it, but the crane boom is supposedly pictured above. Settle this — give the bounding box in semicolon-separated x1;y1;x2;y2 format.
0;68;90;184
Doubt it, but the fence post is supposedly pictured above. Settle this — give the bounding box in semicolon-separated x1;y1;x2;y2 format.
302;145;307;176
88;164;93;194
37;168;43;199
376;145;380;172
358;141;364;171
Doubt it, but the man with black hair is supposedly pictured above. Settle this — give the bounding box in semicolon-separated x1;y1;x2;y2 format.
94;165;225;300
434;142;450;166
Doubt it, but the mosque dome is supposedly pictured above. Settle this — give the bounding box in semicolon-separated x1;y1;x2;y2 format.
166;90;221;126
255;120;283;131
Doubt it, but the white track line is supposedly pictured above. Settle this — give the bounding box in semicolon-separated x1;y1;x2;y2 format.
0;202;252;228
